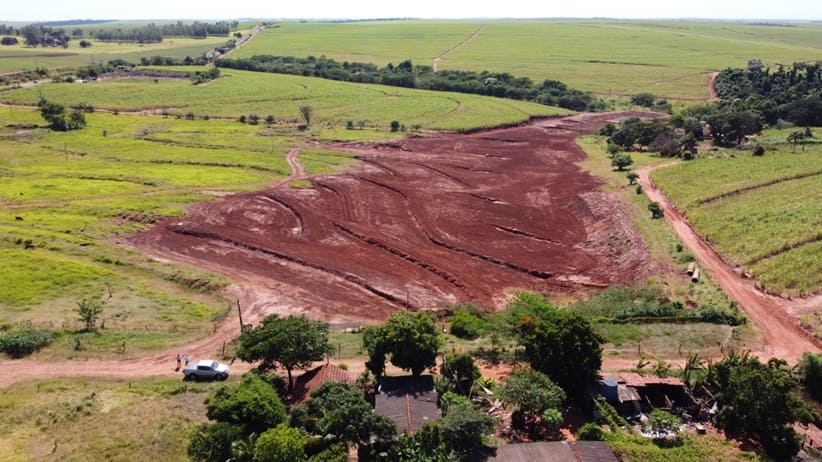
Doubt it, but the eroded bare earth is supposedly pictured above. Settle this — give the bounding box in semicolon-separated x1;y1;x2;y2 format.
131;112;659;322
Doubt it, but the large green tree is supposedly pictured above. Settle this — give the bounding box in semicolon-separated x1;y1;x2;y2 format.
235;314;331;390
440;403;494;456
187;422;245;462
363;310;441;376
440;353;480;395
255;424;307;462
513;295;603;393
290;381;396;446
205;373;287;434
796;352;822;400
499;368;565;430
707;352;811;460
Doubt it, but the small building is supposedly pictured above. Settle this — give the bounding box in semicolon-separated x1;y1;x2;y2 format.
374;375;440;435
488;441;618;462
601;373;694;416
289;363;355;404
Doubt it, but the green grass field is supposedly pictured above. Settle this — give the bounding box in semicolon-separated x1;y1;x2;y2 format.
0;37;228;74
0;68;567;130
0;377;224;461
234;20;822;100
651;133;822;296
0;110;323;358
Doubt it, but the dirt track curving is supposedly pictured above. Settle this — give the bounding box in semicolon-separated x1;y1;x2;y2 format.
637;164;821;362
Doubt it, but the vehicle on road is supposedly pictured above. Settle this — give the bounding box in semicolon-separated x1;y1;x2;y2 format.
183;359;229;381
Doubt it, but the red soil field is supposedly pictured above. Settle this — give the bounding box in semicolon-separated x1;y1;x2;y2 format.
131;112;661;323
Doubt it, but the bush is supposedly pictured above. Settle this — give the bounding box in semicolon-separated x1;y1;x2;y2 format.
390;120;400;132
441;404;494;456
449;310;487;339
0;327;55;358
577;422;606;441
696;305;746;326
752;144;766;156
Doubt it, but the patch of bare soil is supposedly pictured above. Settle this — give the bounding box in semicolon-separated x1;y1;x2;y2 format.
131;112;658;324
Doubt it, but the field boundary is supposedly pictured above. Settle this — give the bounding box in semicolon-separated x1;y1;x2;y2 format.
432;24;486;72
695;170;822;205
743;232;822;266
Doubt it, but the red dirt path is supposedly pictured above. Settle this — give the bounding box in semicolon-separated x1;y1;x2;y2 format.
637;164;821;362
131;112;661;325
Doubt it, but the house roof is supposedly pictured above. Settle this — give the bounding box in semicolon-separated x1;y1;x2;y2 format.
607;373;685;387
488;442;618;462
290;363;355;404
375;375;440;435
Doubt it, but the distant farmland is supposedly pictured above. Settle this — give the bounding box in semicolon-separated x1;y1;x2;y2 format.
0;68;568;130
234;20;822;100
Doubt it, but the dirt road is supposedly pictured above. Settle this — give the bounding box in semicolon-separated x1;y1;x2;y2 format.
433;25;486;72
636;164;820;362
708;71;720;101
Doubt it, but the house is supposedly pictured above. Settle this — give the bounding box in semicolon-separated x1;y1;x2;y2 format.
374;375;440;435
289;363;355;404
488;441;618;462
600;373;694;417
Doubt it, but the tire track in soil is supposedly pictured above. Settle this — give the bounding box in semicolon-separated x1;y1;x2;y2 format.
637;163;821;362
0;111;685;388
432;25;487;72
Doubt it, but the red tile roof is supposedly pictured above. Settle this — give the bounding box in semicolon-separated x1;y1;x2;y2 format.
290;363;356;404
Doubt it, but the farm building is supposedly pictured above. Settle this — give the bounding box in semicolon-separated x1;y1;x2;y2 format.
488;441;618;462
289;363;355;404
600;373;695;417
374;375;440;435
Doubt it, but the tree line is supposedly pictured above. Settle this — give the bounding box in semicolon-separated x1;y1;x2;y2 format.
714;60;822;126
217;55;606;112
89;21;239;43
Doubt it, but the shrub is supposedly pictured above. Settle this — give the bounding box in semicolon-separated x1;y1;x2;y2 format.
0;327;54;358
577;422;606;441
390;120;400;132
449;310;487;339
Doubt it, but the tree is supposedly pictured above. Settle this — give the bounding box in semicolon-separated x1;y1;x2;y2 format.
290;381;396;446
1;37;19;46
255;424;307;462
298;105;313;127
626;171;639;185
648;202;664;219
440;403;493;456
796;352;822;401
499;368;565;431
79;39;92;48
440;353;480;395
517;302;603;393
390;120;400;132
611;153;633;171
265;115;275;124
787;130;806;152
706;352;811;460
187;422;245;462
205;373;287;434
362;311;442;376
631;92;656;108
235;314;331;391
76;299;103;331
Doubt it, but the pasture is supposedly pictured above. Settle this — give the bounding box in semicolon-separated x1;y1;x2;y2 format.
0;377;221;461
0;109;335;358
0;68;567;130
235;20;822;100
651;132;822;296
0;37;227;74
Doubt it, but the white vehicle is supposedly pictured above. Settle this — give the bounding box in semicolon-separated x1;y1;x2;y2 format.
183;359;230;381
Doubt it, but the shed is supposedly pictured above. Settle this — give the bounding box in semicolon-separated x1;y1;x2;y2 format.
375;375;440;435
488;441;618;462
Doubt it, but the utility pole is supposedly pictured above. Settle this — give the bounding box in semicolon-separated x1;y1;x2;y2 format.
236;299;244;330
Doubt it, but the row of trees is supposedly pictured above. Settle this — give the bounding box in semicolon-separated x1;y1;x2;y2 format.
216;55;606;111
19;24;72;48
90;21;239;43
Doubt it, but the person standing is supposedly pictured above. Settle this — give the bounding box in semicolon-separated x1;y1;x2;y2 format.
175;354;181;371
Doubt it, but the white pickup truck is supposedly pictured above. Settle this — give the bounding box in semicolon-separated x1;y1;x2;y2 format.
183;359;230;381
